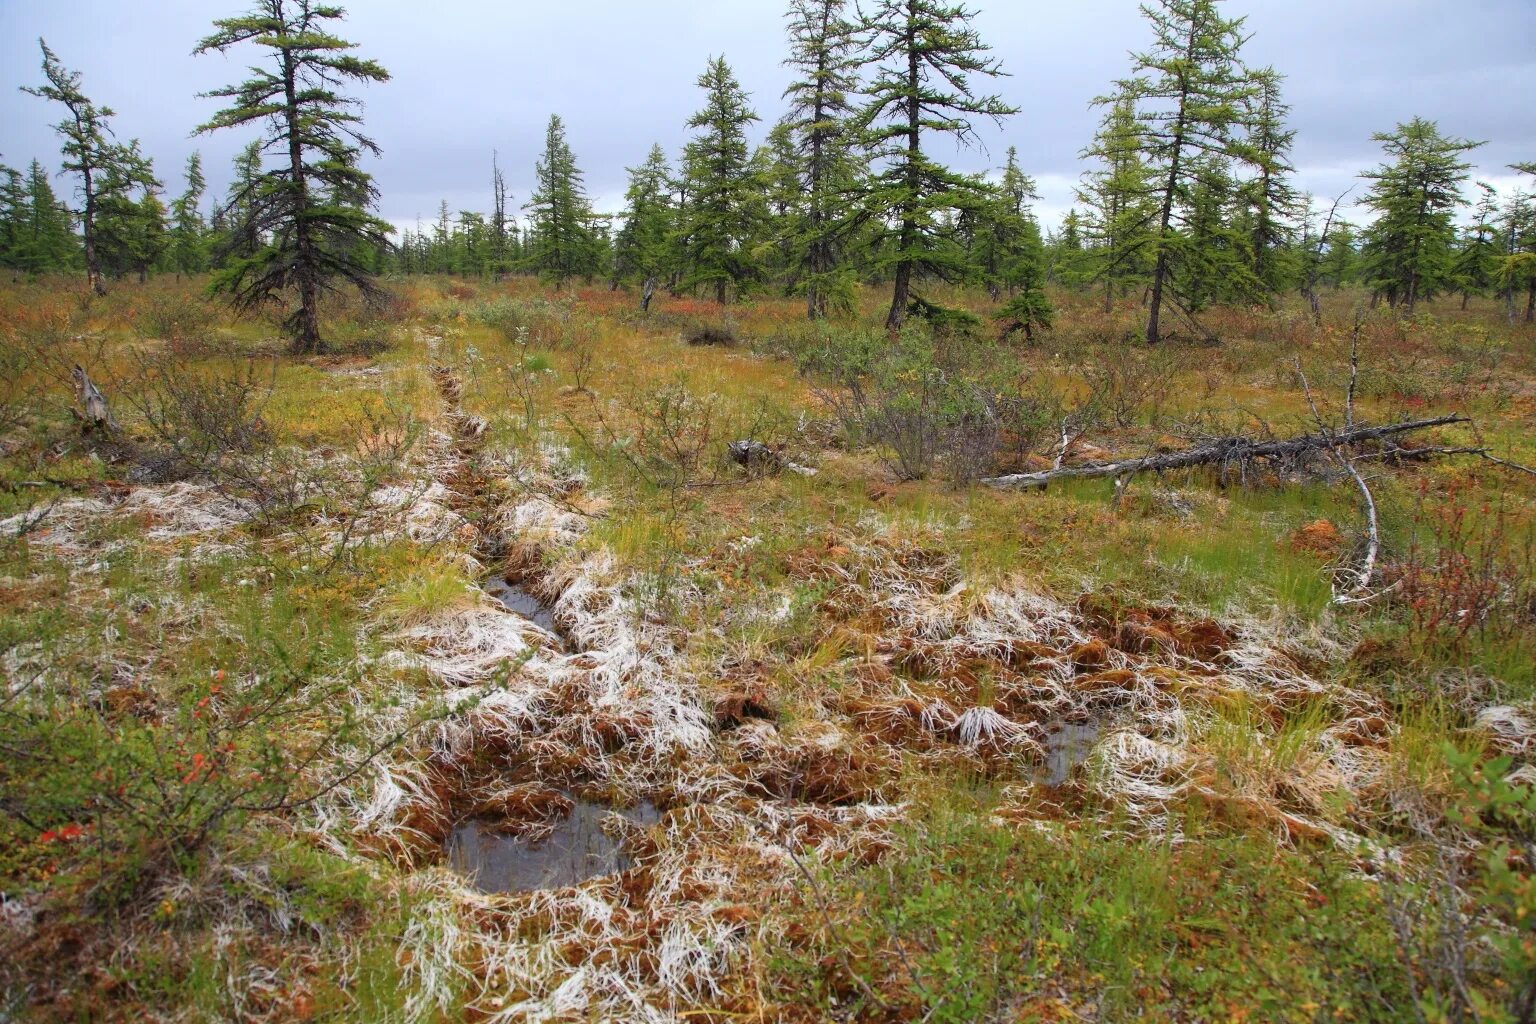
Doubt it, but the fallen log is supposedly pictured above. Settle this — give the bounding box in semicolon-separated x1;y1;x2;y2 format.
980;415;1470;490
727;440;817;477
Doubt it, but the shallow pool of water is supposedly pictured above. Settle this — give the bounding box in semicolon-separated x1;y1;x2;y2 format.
1040;721;1102;785
485;577;559;635
445;798;661;893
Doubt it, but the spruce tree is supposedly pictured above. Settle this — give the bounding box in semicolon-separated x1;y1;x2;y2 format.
679;56;761;304
22;40;123;294
194;0;392;354
1358;118;1482;312
1114;0;1258;343
169;153;208;278
1077;89;1158;312
613;144;675;304
1501;166;1536;324
782;0;865;318
857;0;1017;329
523;114;601;284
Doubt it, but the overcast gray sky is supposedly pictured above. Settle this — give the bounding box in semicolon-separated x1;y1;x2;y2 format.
2;0;1533;234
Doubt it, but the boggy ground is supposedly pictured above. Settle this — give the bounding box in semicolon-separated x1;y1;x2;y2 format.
1;275;1535;1021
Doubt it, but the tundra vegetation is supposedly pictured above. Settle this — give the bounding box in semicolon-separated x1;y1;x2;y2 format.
3;0;1536;1021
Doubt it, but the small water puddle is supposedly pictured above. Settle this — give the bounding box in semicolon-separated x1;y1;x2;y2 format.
1040;721;1102;785
445;799;660;893
486;577;559;635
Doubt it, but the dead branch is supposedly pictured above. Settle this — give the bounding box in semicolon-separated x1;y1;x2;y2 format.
980;415;1470;490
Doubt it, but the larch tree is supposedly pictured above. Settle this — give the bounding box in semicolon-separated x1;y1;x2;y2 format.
1358;118;1482;313
679;56;761;304
1237;67;1297;299
22;39;123;295
90;139;162;282
194;0;392;354
523;114;601;285
491;152;512;278
782;0;865;318
970;146;1037;300
613;144;675;306
1114;0;1257;344
856;0;1017;330
1452;182;1501;309
1502;164;1536;324
169;153;208;278
1077;88;1158;312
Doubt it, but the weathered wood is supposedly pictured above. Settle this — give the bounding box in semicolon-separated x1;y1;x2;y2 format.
980;415;1470;490
71;364;115;432
728;440;816;477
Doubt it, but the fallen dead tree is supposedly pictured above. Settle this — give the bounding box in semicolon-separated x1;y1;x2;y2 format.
980;415;1471;490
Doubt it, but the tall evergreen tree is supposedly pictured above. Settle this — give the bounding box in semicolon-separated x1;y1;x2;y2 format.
22;160;77;274
1237;67;1298;298
613;144;675;303
1452;182;1501;309
0;164;24;272
1501;165;1536;324
782;0;864;318
523;114;601;284
1077;89;1158;311
169;152;208;277
970;147;1039;300
93;142;164;282
679;56;762;304
1114;0;1258;343
22;40;123;294
857;0;1017;329
1358;118;1482;312
194;0;392;354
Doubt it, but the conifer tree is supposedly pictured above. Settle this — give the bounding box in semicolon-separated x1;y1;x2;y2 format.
1501;166;1536;324
0;164;24;272
1358;118;1482;312
93;140;162;282
970;147;1040;300
1114;0;1258;343
1452;182;1500;309
613;144;675;304
857;0;1017;329
1046;209;1090;288
195;0;392;354
523;114;601;285
679;56;762;304
1237;67;1298;298
1077;89;1158;311
23;160;77;274
491;152;512;278
23;40;123;294
169;153;208;277
782;0;865;318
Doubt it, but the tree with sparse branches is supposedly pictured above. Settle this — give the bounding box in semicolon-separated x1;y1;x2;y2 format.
194;0;392;354
1358;118;1482;313
22;39;125;295
1112;0;1258;343
782;0;865;318
856;0;1017;330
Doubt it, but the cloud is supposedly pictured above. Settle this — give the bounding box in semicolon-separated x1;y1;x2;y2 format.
2;0;1531;232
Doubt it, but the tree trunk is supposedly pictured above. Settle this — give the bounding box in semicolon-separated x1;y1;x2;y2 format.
1526;281;1535;324
885;25;922;333
283;48;322;354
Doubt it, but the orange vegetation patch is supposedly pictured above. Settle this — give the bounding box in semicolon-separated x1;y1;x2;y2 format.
1289;518;1344;558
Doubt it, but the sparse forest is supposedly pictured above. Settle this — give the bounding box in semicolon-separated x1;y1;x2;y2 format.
3;1;1536;1021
